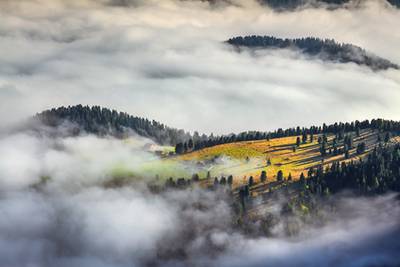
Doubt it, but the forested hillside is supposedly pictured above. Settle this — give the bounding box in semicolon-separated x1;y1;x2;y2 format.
236;142;400;233
36;106;400;153
227;36;399;71
35;105;192;145
305;144;400;195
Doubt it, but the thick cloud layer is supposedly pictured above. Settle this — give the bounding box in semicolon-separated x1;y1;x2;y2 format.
3;186;400;267
0;126;399;267
0;131;154;190
0;0;399;134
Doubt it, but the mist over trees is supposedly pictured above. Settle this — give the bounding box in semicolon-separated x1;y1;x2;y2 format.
227;36;399;71
260;0;400;10
35;105;192;145
227;35;399;70
261;0;348;10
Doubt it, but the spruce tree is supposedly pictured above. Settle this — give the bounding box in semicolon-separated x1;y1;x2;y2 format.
277;170;284;182
260;170;267;183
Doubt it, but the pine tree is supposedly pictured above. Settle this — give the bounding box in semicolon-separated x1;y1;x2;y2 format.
356;142;366;154
302;132;307;143
385;132;390;143
320;142;327;156
260;170;267;183
188;139;194;150
227;175;233;186
277;170;284;182
220;176;227;185
356;127;360;137
192;173;200;182
299;172;305;184
248;176;254;187
175;143;184;154
214;177;219;188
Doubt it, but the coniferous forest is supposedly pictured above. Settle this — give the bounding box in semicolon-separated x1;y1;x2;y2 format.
261;0;400;9
227;36;399;70
36;105;400;154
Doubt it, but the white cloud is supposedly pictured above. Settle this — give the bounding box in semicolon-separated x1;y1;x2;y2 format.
0;0;399;134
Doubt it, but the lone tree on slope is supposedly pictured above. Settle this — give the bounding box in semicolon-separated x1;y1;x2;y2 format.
260;170;267;183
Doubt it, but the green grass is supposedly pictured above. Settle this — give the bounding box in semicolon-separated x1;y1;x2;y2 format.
105;129;392;189
170;129;386;188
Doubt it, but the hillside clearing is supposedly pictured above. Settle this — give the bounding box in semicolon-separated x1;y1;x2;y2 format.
173;129;396;189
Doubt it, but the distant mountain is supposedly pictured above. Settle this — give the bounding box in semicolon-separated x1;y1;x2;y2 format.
260;0;399;10
227;36;399;71
183;0;399;9
260;0;350;10
388;0;400;7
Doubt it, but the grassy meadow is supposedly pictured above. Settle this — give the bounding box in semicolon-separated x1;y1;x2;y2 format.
107;129;393;190
171;129;386;188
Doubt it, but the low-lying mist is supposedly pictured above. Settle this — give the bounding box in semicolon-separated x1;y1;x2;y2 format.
1;126;400;267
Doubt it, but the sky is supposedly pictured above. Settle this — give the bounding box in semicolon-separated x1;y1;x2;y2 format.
0;0;399;134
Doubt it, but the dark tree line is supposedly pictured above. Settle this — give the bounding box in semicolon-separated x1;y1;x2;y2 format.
176;119;400;154
164;173;234;191
261;0;350;10
261;0;399;10
227;35;398;71
36;106;400;154
36;105;193;145
304;144;400;196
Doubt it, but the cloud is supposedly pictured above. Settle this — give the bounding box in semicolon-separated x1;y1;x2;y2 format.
0;0;399;134
215;194;400;267
1;159;400;267
0;123;399;267
0;126;160;191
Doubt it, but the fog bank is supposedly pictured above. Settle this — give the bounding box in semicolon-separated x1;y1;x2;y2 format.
0;127;400;267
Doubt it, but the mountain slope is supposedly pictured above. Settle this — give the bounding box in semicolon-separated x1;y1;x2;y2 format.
176;128;399;191
36;106;400;151
33;106;400;196
35;105;192;145
227;36;399;71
